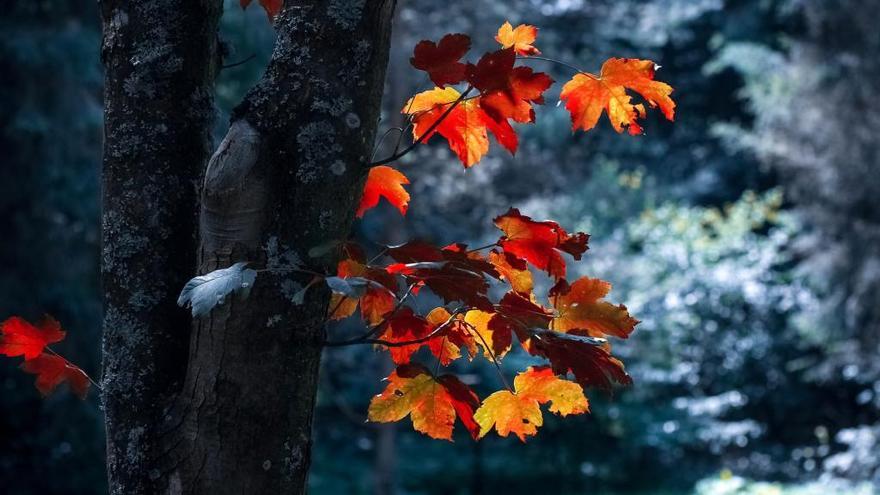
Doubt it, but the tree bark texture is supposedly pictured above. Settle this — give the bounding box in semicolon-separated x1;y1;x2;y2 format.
100;1;221;493
101;1;396;494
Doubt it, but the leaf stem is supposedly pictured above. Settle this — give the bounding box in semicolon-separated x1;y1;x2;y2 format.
44;346;103;391
518;55;596;79
323;283;418;346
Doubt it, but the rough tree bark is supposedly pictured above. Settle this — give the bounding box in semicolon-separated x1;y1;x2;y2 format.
100;1;396;494
100;1;221;493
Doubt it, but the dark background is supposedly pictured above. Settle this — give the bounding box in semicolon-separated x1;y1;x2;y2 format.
1;0;878;493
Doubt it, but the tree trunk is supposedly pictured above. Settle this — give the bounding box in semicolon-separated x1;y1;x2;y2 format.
101;1;396;494
99;1;222;493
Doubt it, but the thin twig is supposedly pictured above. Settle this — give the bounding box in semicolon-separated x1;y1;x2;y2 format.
347;309;462;348
221;53;257;70
323;283;418;346
466;242;499;253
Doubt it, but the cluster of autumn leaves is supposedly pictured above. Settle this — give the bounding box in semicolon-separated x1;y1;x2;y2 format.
327;207;637;441
0;14;676;443
333;22;675;441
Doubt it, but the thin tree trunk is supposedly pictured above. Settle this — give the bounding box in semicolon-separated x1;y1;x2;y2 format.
163;2;397;493
99;1;222;493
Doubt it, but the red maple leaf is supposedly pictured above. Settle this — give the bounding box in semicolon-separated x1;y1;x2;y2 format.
480;66;553;123
0;316;65;361
386;242;498;310
494;208;589;279
527;330;632;392
240;0;282;20
410;34;471;88
20;353;90;399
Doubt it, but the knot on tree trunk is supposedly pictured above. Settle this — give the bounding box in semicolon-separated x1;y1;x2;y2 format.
201;119;267;255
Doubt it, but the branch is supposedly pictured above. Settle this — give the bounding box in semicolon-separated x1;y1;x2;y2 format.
323;283;418;346
368;85;475;167
325;306;463;348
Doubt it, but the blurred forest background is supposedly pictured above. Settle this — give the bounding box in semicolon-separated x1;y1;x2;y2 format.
2;0;878;494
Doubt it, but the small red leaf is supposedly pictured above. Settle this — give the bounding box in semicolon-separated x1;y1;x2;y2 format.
0;316;65;361
20;353;90;399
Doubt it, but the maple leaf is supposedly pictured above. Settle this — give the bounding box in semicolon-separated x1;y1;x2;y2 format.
466;49;553;123
410;34;471;88
0;316;65;361
463;310;511;359
494;208;589;279
368;364;480;440
386;241;498;310
495;21;541;56
466;48;516;93
403;87;517;167
480;66;553;124
20;353;90;399
327;258;398;325
379;307;432;365
424;307;468;365
377;307;472;365
240;0;281;20
550;277;639;339
357;165;410;218
482;291;555;356
560;58;675;135
474;366;588;441
488;249;533;296
528;330;632;391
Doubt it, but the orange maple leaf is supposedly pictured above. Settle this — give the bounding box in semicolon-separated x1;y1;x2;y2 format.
495;21;541;56
0;316;65;361
487;249;533;296
357;165;410;218
327;258;397;325
368;364;480;440
560;58;675;135
474;366;587;441
404;87;517;167
550;277;639;339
